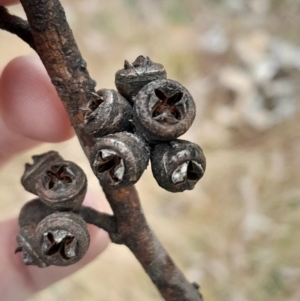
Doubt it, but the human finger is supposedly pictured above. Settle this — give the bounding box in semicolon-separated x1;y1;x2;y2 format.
0;53;74;142
0;0;19;6
0;54;74;165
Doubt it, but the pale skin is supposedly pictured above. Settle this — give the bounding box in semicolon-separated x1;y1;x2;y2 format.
0;1;110;300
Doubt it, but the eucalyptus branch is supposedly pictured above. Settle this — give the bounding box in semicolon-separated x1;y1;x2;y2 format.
0;1;205;300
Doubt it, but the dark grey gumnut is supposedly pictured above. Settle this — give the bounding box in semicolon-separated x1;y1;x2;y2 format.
84;89;133;137
90;132;150;188
21;151;87;211
133;79;196;142
151;140;206;192
115;55;167;104
34;212;90;267
35;161;87;211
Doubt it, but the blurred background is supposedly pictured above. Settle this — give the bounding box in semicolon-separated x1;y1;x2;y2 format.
0;0;300;300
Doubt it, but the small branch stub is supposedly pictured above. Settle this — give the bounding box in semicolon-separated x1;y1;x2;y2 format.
151;140;206;192
0;6;35;49
133;79;196;142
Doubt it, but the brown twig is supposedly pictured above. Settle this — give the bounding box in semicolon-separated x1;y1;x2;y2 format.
79;206;117;234
104;186;202;300
0;6;35;49
0;1;202;300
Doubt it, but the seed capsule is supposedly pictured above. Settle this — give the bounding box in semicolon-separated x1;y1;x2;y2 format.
115;55;167;104
34;212;90;267
16;199;56;267
84;89;133;137
16;224;48;268
36;161;87;211
19;198;55;228
90;132;149;188
21;151;63;194
21;152;87;211
151;140;206;192
133;79;196;142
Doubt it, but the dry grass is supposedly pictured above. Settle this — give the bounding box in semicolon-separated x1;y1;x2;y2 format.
0;1;299;300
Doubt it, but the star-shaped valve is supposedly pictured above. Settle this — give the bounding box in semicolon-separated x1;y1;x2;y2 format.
41;230;77;260
95;149;125;183
45;165;73;190
152;89;184;124
171;161;205;185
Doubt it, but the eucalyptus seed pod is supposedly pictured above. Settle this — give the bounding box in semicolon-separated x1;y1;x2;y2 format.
21;151;63;194
91;132;149;188
16;224;48;267
133;79;196;142
151;140;206;192
35;161;87;211
19;198;55;228
16;199;57;267
34;212;90;267
115;55;167;104
84;89;133;137
21;151;87;211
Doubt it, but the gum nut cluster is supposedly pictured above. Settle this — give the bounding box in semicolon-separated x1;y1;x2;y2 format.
83;55;206;192
17;151;90;267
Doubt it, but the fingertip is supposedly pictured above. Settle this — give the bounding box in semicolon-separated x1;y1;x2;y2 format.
0;0;20;6
83;189;112;214
0;54;74;142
